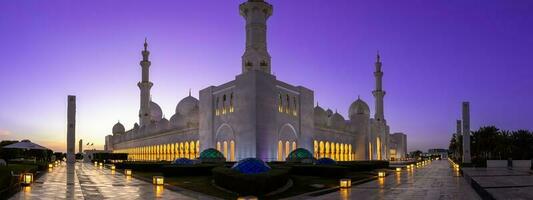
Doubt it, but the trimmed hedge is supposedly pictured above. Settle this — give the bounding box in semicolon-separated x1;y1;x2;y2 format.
212;167;289;196
289;165;349;178
161;164;220;177
0;164;39;198
92;153;128;162
338;161;389;171
114;161;170;172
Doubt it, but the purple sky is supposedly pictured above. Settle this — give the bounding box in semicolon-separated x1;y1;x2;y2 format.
1;0;532;152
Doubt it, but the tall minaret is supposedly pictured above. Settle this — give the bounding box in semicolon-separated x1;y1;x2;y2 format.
372;52;386;122
138;39;153;126
239;0;273;74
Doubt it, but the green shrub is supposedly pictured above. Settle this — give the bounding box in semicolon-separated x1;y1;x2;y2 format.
212;167;289;196
288;165;348;178
114;161;170;172
161;164;221;176
338;161;389;171
92;153;128;162
0;164;39;197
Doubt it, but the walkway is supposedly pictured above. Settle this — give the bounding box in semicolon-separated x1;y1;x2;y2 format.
309;160;480;200
10;162;203;200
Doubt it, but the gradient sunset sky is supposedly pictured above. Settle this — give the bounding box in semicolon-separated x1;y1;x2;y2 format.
1;0;532;152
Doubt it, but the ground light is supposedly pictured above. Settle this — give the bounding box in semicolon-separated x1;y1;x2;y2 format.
152;176;164;185
110;165;116;170
378;171;386;178
98;162;103;167
48;163;53;168
396;167;401;172
339;178;351;188
94;161;98;166
125;169;132;176
22;173;33;186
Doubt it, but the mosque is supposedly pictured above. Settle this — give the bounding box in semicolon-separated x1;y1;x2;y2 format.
104;0;407;162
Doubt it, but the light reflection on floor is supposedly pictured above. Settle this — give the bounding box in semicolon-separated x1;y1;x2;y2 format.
10;162;199;200
307;160;481;200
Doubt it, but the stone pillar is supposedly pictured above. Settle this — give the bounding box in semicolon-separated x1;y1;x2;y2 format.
462;102;471;163
67;95;76;164
455;120;461;159
78;139;82;154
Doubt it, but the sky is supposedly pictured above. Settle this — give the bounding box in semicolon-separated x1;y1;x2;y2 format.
0;0;532;153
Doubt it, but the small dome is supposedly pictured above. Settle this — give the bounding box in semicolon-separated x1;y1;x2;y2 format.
349;98;370;119
150;101;163;122
199;148;226;163
185;106;199;127
314;105;327;126
326;109;333;117
232;158;271;174
112;122;125;135
159;118;170;130
286;148;314;163
170;113;186;128
176;95;199;115
316;158;337;165
133;123;139;130
328;112;345;129
173;158;194;165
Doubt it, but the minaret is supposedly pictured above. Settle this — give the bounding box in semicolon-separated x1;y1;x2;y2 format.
239;0;273;74
462;102;471;163
138;38;153;126
372;52;386;122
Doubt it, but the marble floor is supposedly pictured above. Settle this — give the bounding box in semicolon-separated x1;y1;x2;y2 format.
10;162;201;200
463;167;533;199
305;160;480;200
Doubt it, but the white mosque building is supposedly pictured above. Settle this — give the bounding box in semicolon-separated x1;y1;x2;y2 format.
105;0;407;162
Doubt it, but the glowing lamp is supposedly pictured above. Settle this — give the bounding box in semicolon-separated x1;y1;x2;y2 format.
94;162;98;166
153;176;164;185
237;196;258;200
98;162;103;166
125;169;132;176
48;163;53;168
22;173;33;185
339;178;351;188
410;164;415;168
110;165;116;170
396;167;401;172
406;165;411;169
378;171;386;178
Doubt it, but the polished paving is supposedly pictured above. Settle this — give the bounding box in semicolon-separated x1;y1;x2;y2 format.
463;167;533;199
10;162;199;200
307;160;480;200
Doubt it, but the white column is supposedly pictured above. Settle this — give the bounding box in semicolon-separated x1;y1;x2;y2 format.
67;95;76;164
462;102;471;163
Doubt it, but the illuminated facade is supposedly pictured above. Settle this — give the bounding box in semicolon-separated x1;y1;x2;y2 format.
104;0;407;162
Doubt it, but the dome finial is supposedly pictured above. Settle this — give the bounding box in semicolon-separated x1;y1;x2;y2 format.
188;89;191;96
376;50;380;62
144;37;148;51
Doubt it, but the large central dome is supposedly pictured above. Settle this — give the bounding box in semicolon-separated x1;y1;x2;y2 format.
176;95;199;115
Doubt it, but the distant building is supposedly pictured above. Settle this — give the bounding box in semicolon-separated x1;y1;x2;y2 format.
104;0;407;162
428;149;449;159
